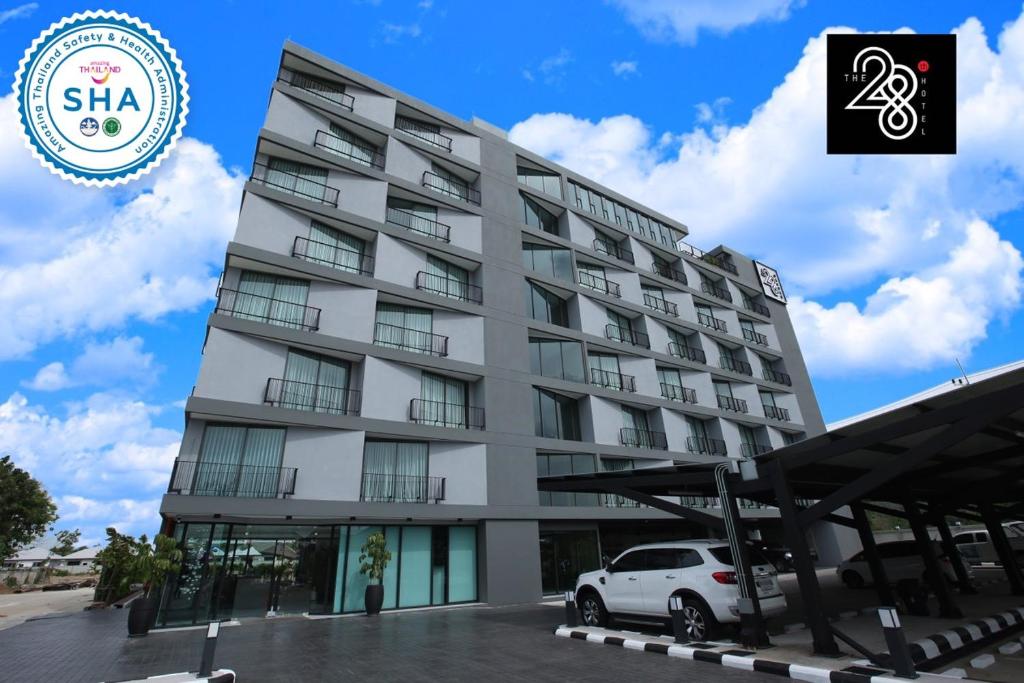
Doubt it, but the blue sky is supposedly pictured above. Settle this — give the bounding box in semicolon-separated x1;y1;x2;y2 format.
1;0;1023;544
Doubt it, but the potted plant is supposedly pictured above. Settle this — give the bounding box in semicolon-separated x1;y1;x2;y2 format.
358;532;391;616
127;534;182;637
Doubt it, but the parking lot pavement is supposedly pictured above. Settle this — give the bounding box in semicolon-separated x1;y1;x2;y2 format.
940;634;1024;682
0;587;95;631
0;602;784;683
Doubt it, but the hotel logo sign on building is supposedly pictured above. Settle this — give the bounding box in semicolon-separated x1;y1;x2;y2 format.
13;10;188;186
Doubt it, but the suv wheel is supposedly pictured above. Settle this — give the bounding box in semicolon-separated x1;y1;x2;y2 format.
578;592;608;627
841;570;865;589
681;597;719;641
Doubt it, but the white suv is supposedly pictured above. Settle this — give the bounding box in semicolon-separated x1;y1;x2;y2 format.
574;540;787;640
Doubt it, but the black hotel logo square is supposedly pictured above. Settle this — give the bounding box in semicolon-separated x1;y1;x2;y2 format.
827;34;956;154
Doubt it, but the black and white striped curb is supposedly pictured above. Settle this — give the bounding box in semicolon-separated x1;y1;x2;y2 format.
553;626;909;682
909;605;1024;669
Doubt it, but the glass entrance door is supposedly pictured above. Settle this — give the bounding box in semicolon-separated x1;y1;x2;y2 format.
539;530;601;595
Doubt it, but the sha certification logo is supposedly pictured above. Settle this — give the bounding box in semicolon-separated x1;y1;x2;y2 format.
12;10;188;186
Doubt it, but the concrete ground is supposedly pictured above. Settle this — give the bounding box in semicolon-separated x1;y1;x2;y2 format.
0;587;95;631
940;633;1024;682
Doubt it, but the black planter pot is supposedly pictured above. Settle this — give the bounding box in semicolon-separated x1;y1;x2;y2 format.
364;583;384;616
127;594;158;637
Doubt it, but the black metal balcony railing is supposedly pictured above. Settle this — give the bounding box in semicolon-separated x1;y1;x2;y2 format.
313;129;385;169
264;377;361;415
395;116;453;152
360;472;446;503
168;460;296;498
409;398;485;430
651;261;688;285
415;271;483;304
668;342;706;364
697;311;728;333
716;394;749;413
590;367;636;392
643;292;679;317
292;236;374;276
744;298;771;317
660;383;697;403
701;280;733;303
374;322;449;357
386;206;451;242
278;69;354;111
686;436;728;456
620;427;668;450
763;367;793;386
603;494;642;508
763;404;791;422
216;288;321;332
719;355;753;376
677;241;706;260
743;327;769;346
740;442;773;457
605;323;650;349
250;162;339;207
701;252;739;275
422;171;481;205
578;271;621;298
593;239;635;265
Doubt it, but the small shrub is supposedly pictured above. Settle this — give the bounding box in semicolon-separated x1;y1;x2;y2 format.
3;576;17;589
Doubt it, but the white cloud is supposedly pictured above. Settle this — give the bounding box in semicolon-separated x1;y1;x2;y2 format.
509;14;1024;375
58;495;162;540
0;2;36;25
24;362;72;391
611;60;640;78
695;96;732;124
381;22;422;43
538;48;573;85
611;0;802;45
22;336;160;391
0;94;244;361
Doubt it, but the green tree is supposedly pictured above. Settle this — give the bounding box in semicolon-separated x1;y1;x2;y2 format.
0;455;57;561
358;532;392;584
50;529;82;557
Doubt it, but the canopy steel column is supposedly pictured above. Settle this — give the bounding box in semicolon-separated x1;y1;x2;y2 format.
720;469;768;647
981;503;1024;596
850;503;896;607
771;463;839;655
904;499;962;618
932;512;976;594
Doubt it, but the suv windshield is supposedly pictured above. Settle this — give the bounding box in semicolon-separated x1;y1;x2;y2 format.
708;546;772;567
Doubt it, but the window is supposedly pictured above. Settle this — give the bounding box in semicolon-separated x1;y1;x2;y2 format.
422;256;472;302
264;158;331;202
322;123;379;167
533;388;581;440
594;231;627;261
517;165;563;199
417;372;469;428
386;198;449;241
277;349;352;414
395;115;451;151
374;304;440;355
428;164;471;202
529;338;585;382
522;194;559;235
298;221;367;274
607;308;633;335
589;353;627;390
522;244;572;281
781;431;805;446
714;381;734;398
194;425;286;497
525;281;570;327
612;550;645;572
229;271;312;329
577;262;610;293
537;453;597;506
622;405;651;433
645;549;704;570
567;180;683;248
361;441;431;503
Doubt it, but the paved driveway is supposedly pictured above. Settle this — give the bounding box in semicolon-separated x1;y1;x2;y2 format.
0;587;95;631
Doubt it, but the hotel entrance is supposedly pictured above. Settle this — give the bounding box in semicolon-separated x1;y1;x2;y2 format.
539;528;601;595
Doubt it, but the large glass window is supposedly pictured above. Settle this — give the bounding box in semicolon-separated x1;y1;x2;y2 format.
522;194;559;235
374;303;437;354
361;441;430;503
195;425;286;497
517;165;563;198
533;388;581;440
529;337;585;382
265;158;330;202
607;308;634;337
588;352;625;390
300;221;367;274
567;179;683;247
522;243;572;281
278;349;352;414
429;164;471;202
525;281;570;327
424;255;472;302
418;372;469;427
537;453;597;506
323;123;379;167
230;271;311;329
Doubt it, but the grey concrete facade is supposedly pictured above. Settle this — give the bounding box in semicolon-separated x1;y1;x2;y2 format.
160;41;833;606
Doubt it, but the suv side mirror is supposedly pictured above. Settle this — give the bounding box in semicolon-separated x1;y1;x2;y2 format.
603;555;613;572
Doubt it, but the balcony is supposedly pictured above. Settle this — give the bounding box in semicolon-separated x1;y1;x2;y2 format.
619;427;668;450
409;398;485;430
697;311;728;333
313;129;385;169
415;271;483;304
590;367;636;392
719;355;753;376
395;115;453;152
278;69;353;111
744;298;771;317
593;239;634;265
605;324;650;349
763;367;793;386
168;460;296;498
360;472;446;503
374;322;448;356
422;171;481;205
216;288;321;332
643;292;679;317
716;394;749;413
386;205;451;242
701;253;738;275
292;236;373;276
700;280;733;303
603;494;641;508
740;442;773;457
264;377;361;415
686;436;728;456
651;261;688;285
763;404;791;422
578;271;621;297
660;383;697;403
250;162;339;207
743;327;769;346
668;342;706;364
